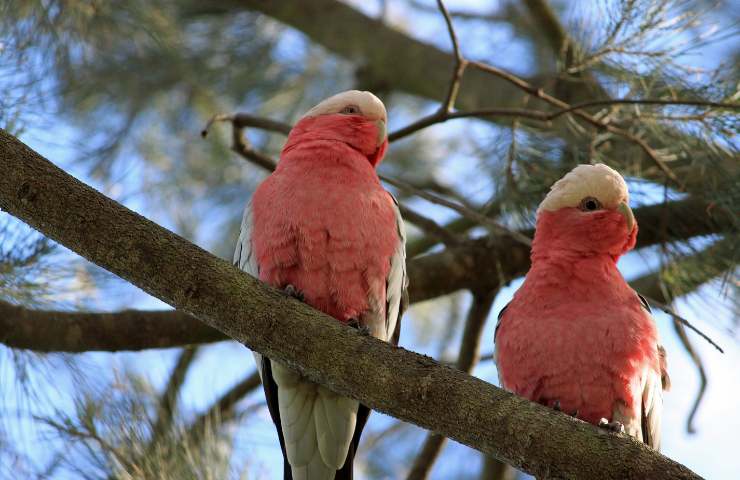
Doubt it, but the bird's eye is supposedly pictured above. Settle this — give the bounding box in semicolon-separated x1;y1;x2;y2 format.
579;197;602;211
340;105;361;115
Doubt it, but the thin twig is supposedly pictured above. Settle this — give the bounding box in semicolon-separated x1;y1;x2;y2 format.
201;113;291;137
547;99;740;120
202;98;732;190
203;116;468;244
672;317;707;434
388;108;550;142
467;60;683;187
642;295;724;353
149;346;199;446
380;174;532;247
397;204;461;248
202;114;278;171
437;0;467;113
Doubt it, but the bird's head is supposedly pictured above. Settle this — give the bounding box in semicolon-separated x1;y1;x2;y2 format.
284;90;388;167
533;164;637;260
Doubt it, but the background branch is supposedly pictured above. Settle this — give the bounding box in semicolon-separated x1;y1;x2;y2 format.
185;370;262;439
149;346;200;447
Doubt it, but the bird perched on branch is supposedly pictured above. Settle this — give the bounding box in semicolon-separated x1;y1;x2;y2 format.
234;90;407;479
494;164;670;449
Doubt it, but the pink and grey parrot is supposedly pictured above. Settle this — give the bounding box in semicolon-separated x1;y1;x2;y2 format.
494;164;670;448
233;90;407;479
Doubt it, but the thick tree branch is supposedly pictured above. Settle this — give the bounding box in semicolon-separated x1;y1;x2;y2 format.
0;130;701;479
407;291;495;480
0;300;227;352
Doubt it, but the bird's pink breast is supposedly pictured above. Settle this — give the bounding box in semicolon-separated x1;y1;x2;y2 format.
251;141;398;322
496;255;659;424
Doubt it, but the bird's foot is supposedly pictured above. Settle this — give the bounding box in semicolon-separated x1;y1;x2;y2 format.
551;401;578;417
283;284;304;302
598;418;625;434
348;318;371;336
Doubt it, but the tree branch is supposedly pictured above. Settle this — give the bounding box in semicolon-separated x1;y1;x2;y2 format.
0;129;701;479
396;203;461;248
1;196;732;353
480;454;517;480
0;300;227;352
185;370;262;439
407;291;495;480
149;346;199;446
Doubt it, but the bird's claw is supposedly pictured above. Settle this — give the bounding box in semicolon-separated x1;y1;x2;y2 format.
348;318;371;336
551;401;578;418
598;418;625;434
283;284;304;302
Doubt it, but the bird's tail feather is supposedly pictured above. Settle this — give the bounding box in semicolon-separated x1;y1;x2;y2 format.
270;361;359;480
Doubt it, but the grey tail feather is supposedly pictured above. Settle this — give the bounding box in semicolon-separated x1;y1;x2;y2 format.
263;355;372;480
334;404;371;480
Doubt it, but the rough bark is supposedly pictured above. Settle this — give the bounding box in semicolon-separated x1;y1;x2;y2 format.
407;292;496;480
0;129;701;479
0;300;227;352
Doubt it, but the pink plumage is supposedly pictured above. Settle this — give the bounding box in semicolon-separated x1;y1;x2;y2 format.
235;90;407;480
495;164;669;448
252;114;396;322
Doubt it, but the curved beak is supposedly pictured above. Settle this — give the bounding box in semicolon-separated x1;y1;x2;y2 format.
617;202;635;232
375;119;387;147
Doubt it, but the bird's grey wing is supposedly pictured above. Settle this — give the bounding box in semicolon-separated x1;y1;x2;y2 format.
233;200;259;277
233;201;264;374
492;303;510;369
638;295;670;450
384;193;408;345
615;294;669;450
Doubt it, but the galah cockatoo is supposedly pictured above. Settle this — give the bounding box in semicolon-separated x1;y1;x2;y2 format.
233;90;408;479
494;164;670;449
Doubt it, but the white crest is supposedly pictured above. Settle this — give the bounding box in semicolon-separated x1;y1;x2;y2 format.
302;90;387;121
538;164;629;213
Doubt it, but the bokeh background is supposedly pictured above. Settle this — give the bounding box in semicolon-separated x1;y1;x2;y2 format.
1;0;738;478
